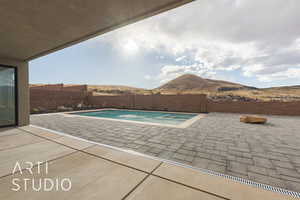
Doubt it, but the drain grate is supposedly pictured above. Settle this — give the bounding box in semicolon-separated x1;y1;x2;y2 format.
164;159;300;199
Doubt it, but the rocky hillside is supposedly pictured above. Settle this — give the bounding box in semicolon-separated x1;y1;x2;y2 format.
154;74;300;102
157;74;256;92
30;74;300;102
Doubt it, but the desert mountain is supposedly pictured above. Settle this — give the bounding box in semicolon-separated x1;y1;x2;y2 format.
157;74;256;92
30;74;300;101
154;74;300;101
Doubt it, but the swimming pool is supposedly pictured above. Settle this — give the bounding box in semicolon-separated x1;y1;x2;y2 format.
70;109;199;126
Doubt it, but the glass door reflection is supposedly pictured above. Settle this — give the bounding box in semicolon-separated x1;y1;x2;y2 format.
0;66;17;127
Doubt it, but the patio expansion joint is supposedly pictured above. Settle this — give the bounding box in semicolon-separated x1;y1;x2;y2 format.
0;137;46;152
22;125;300;198
77;147;160;174
0;149;80;180
151;168;230;200
19;128;97;152
15;127;230;199
21;131;229;199
20;126;162;175
0;130;19;137
25;125;165;172
120;160;230;200
0;128;96;180
121;162;163;200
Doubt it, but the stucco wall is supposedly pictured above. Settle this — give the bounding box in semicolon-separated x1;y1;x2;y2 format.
0;58;29;126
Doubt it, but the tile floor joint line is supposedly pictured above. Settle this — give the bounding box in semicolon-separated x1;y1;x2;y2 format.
160;159;300;199
0;132;20;138
0;150;79;180
150;162;163;174
120;157;163;200
0;128;20;137
122;161;229;200
22;126;155;174
25;125;300;198
19;128;96;152
0;139;46;152
26;128;169;178
77;149;150;174
28;125;168;162
152;174;230;200
121;174;151;200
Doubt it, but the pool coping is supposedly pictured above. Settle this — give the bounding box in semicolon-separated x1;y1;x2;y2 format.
36;108;206;128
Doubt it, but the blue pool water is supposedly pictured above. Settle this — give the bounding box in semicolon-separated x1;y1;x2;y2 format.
71;109;197;125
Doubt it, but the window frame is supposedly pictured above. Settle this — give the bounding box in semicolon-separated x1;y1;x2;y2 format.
0;64;18;128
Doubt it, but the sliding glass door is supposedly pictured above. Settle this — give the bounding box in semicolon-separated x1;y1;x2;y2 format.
0;65;17;127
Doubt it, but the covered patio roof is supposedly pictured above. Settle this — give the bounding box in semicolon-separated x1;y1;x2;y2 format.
0;0;193;61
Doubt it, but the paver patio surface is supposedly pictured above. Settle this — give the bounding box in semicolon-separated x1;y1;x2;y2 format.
31;112;300;192
1;127;294;200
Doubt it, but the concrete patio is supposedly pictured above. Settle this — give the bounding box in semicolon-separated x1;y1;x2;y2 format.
30;112;300;193
0;126;297;199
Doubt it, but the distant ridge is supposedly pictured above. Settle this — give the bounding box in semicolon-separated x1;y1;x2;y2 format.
157;74;256;92
30;74;300;101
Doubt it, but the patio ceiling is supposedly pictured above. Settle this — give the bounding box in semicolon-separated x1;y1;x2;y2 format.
0;0;193;61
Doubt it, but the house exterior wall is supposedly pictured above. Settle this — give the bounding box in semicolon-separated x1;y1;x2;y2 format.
0;58;29;126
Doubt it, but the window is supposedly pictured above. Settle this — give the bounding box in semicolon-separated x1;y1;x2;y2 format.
0;65;17;127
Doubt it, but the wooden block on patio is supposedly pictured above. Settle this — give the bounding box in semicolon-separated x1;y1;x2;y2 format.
240;115;267;124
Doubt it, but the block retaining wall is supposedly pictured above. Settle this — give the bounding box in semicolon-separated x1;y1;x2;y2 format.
207;101;300;116
30;89;88;111
30;89;300;115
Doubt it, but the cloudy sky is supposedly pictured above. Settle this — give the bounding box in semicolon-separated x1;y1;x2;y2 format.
30;0;300;89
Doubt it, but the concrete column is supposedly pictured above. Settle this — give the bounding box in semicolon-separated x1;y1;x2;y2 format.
0;58;29;126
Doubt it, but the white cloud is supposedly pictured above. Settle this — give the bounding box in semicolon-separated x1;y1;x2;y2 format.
256;68;300;82
144;75;152;80
102;0;300;84
243;64;265;77
175;56;186;62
